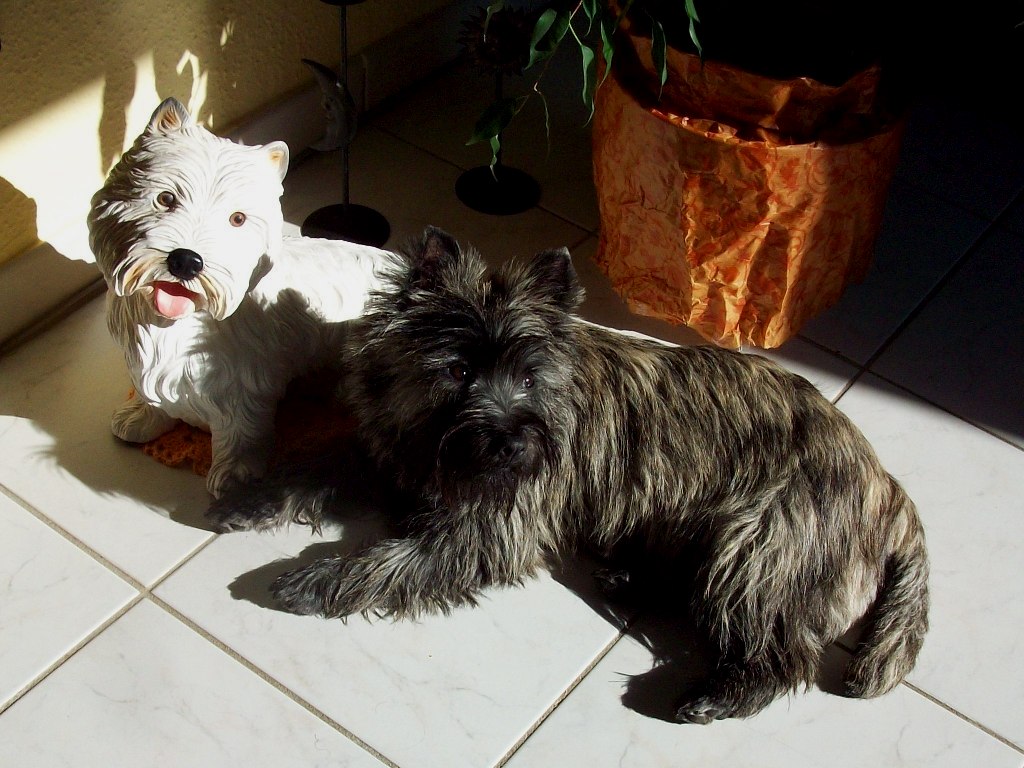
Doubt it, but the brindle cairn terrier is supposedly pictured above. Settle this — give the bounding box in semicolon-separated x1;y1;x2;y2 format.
209;227;929;724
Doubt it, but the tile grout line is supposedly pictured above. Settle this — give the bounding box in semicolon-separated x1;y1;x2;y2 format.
0;484;151;591
0;481;226;598
0;484;399;768
832;635;1022;754
899;679;1024;755
833;187;1023;407
858;368;1024;454
495;622;633;767
0;483;226;709
829;360;1024;455
145;591;401;768
0;596;144;717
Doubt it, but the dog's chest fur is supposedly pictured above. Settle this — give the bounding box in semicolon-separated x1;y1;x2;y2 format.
108;290;340;430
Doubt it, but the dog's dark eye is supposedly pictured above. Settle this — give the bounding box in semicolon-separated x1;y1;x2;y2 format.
229;211;247;227
523;373;535;389
448;363;469;383
156;191;176;209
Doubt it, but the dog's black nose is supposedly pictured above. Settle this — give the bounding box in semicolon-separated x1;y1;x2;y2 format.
167;248;204;280
496;433;527;464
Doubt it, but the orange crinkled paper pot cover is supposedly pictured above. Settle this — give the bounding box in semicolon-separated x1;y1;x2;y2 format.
137;376;356;475
592;28;905;348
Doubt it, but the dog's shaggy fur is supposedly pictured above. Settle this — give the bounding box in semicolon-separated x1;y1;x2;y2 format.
209;227;929;723
89;98;396;496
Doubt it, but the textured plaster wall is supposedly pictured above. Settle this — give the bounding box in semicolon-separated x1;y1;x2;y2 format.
0;0;450;267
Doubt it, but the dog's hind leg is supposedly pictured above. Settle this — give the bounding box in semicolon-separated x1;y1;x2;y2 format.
111;394;177;443
674;655;794;724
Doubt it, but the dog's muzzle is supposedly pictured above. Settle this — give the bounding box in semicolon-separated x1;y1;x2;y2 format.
167;248;204;280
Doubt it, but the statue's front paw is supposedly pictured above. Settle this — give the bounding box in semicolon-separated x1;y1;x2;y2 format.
111;398;177;443
206;438;271;498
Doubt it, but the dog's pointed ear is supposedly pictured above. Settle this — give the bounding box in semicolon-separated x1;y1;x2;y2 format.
409;226;462;287
525;247;585;311
263;141;290;183
146;98;195;136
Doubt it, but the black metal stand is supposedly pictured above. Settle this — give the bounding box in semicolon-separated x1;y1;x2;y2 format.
456;72;541;216
302;0;390;247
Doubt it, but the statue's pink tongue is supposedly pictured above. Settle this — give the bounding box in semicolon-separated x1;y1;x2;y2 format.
152;281;199;319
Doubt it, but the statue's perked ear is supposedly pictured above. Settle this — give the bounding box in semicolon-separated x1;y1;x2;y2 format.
263;141;290;184
146;98;195;136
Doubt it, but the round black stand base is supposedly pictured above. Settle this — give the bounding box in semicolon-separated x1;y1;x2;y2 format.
301;204;390;247
455;165;541;216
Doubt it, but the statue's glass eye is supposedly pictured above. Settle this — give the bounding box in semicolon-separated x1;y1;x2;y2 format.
156;191;176;209
448;363;469;383
229;211;247;227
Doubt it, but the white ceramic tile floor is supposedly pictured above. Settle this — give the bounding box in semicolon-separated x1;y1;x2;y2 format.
1;61;1022;767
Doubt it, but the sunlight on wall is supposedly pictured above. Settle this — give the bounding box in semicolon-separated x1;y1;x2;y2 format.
0;82;106;264
0;0;451;271
125;51;164;146
220;20;235;48
0;50;197;265
175;51;209;127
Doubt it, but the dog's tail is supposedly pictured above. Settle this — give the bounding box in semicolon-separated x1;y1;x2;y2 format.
844;477;929;698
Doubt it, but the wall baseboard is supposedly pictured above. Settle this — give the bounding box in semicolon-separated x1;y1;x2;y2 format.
0;0;470;355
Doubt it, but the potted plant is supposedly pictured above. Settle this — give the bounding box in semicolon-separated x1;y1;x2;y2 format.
464;0;910;348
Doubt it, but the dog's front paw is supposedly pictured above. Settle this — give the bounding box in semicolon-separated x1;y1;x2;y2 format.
674;694;730;725
205;498;261;532
271;560;356;617
207;451;267;498
111;397;177;443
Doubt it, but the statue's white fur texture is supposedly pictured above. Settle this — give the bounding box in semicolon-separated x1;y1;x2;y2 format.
88;97;395;496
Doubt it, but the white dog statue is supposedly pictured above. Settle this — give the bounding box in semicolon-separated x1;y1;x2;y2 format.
88;97;395;497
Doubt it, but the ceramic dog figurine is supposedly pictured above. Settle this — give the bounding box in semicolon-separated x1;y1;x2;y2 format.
88;97;397;496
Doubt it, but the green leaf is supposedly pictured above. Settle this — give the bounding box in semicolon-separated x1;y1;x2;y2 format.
651;18;668;100
488;135;502;175
580;43;596;121
580;0;600;32
483;1;504;41
598;13;616;88
466;95;529;147
683;0;703;58
526;8;571;69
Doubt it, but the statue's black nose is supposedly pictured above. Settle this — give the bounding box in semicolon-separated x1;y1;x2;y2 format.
167;248;204;280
